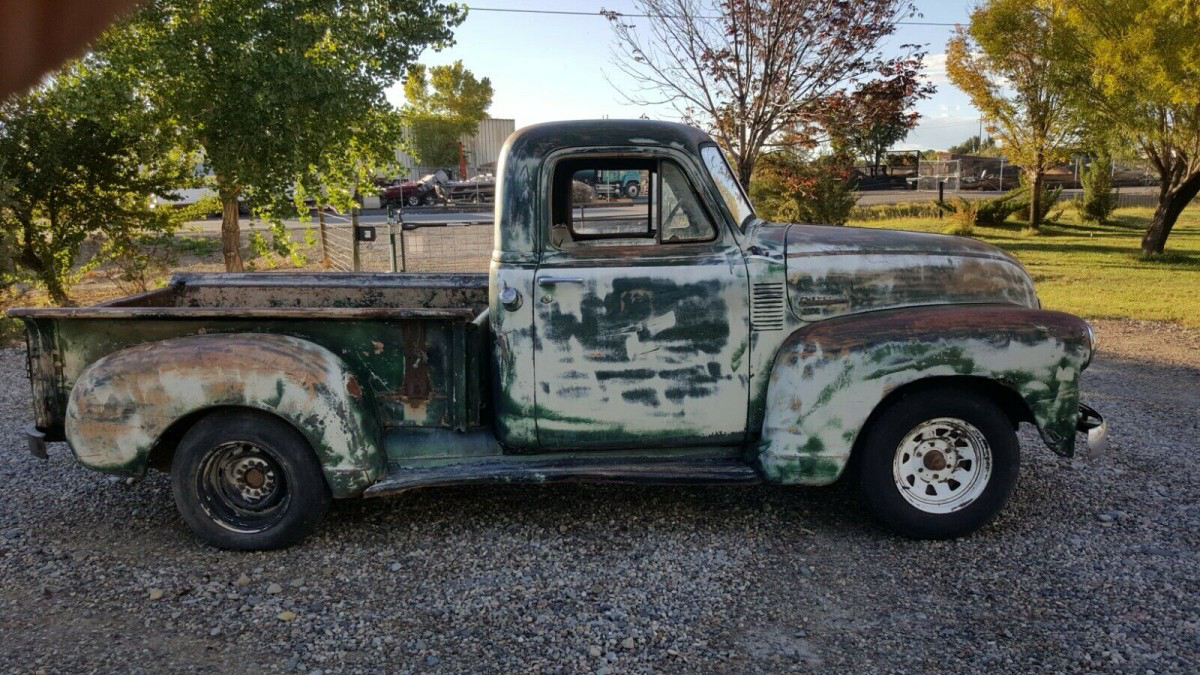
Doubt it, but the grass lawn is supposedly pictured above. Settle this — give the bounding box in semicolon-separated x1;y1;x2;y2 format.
849;205;1200;330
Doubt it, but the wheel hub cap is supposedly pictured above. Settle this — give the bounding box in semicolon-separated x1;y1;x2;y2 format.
892;418;993;514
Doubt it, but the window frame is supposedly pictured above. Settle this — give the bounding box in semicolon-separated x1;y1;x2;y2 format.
546;151;721;252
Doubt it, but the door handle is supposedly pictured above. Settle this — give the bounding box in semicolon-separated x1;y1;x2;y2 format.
538;276;584;287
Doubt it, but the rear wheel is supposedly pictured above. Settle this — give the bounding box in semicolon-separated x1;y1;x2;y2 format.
625;181;641;198
171;410;330;550
857;388;1019;539
406;193;421;207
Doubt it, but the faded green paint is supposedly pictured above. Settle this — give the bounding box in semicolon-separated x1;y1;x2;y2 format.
65;333;385;496
9;120;1102;511
757;305;1093;485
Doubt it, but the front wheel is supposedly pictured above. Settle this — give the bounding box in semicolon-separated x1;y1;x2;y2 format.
171;410;330;550
856;388;1019;539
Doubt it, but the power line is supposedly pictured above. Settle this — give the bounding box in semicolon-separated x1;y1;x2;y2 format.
465;5;958;26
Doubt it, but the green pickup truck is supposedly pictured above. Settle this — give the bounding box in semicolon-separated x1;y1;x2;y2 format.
11;120;1107;550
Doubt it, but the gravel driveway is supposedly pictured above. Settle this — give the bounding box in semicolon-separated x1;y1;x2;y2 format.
1;319;1197;673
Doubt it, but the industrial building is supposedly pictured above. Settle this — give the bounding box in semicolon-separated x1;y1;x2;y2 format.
394;118;515;181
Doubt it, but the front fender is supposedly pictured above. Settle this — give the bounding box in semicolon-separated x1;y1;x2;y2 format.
757;305;1092;485
65;333;384;497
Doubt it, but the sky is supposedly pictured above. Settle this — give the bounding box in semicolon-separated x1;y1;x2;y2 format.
386;1;985;152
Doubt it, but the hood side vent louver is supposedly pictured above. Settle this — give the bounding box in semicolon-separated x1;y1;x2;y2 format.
751;282;786;331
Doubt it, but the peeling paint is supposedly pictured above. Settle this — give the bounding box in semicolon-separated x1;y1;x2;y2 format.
757;305;1092;485
65;333;386;496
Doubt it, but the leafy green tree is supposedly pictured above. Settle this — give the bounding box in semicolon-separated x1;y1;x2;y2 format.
1054;0;1200;253
0;61;193;304
294;107;407;267
1077;152;1117;223
103;0;465;271
403;61;493;170
947;135;998;156
947;0;1083;230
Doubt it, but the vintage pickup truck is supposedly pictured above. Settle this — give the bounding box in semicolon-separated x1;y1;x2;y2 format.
11;120;1107;550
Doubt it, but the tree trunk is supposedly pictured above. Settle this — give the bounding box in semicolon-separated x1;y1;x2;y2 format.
1029;168;1044;230
736;153;755;192
1142;172;1200;254
219;193;243;272
15;214;70;305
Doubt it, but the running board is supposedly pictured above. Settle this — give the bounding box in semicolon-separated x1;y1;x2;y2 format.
363;453;761;497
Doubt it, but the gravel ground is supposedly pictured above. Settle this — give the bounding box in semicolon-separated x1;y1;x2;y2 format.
0;318;1197;673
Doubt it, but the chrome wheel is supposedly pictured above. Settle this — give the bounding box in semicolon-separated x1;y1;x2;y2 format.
892;417;992;514
196;441;290;533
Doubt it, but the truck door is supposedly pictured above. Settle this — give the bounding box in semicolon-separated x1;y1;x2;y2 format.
533;154;750;449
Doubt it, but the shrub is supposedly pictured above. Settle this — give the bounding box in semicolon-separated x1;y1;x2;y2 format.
934;191;1021;229
1004;174;1064;226
1077;153;1117;223
751;152;857;225
848;201;944;222
943;198;978;235
571;180;595;204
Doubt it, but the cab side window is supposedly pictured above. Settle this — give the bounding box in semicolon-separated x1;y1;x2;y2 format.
550;157;716;249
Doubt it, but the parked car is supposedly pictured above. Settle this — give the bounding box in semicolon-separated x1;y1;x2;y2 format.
10;120;1106;550
378;171;448;207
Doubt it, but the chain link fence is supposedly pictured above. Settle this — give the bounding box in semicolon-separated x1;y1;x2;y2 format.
320;221;493;274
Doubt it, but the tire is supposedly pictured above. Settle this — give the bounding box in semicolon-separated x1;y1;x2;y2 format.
406;193;421;207
171;410;331;550
420;193;433;206
856;387;1019;539
625;181;641;199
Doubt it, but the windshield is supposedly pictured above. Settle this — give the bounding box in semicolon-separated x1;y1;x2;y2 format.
701;145;755;229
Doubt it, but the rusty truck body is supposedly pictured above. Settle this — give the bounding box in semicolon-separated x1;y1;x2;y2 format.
11;120;1107;549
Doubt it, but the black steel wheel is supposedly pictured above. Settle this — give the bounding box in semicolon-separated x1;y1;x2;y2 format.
171;410;330;550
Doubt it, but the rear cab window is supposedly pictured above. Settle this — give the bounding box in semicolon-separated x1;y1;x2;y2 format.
549;157;717;250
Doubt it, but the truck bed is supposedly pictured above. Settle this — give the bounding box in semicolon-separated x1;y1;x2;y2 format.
11;273;491;440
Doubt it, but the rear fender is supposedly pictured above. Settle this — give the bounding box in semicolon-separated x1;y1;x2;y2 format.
65;333;384;497
757;305;1092;485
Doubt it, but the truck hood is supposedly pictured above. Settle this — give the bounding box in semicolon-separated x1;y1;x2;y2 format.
750;223;1039;322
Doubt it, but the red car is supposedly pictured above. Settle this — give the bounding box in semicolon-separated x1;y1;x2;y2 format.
378;173;445;207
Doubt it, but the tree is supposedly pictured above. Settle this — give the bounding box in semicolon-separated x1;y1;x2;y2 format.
605;0;930;188
946;0;1082;230
1077;151;1117;223
403;61;493;170
0;61;192;304
820;77;935;176
947;135;998;156
294;107;407;267
103;0;464;271
1054;0;1200;253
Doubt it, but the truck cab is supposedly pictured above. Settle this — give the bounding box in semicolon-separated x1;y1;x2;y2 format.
12;120;1106;550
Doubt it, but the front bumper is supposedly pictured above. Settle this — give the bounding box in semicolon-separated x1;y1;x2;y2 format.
1076;403;1108;459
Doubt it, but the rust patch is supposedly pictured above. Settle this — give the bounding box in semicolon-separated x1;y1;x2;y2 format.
400;323;433;403
346;376;363;398
803;305;1090;355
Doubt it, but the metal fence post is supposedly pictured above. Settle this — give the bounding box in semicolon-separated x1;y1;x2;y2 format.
398;224;407;272
387;206;399;273
351;206;361;272
937;180;945;217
